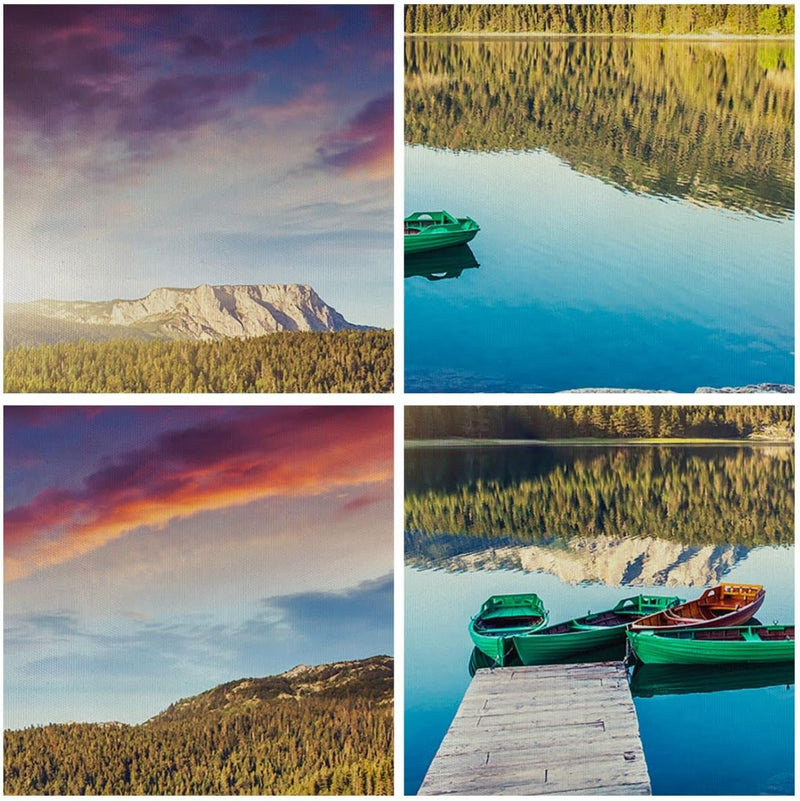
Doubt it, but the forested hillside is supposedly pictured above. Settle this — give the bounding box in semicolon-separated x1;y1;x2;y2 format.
4;330;393;393
405;405;794;440
406;4;795;35
4;657;393;795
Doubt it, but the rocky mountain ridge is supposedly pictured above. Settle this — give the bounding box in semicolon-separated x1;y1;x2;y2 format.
5;284;371;348
150;655;393;725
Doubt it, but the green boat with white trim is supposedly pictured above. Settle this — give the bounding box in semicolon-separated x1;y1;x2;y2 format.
511;594;683;665
468;593;548;666
404;211;480;254
627;624;795;665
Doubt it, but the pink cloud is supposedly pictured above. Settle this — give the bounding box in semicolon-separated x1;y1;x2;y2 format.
5;407;393;582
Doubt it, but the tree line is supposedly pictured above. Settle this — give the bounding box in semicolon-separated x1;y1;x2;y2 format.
4;661;393;795
406;5;795;35
405;405;794;440
4;331;393;393
405;444;794;563
405;36;794;217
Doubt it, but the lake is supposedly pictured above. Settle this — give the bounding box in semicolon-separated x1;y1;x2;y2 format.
404;443;794;795
404;37;794;392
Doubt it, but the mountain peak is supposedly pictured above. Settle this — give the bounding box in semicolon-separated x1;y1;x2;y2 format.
5;283;374;348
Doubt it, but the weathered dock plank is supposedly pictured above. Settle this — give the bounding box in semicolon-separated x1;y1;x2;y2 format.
419;661;650;796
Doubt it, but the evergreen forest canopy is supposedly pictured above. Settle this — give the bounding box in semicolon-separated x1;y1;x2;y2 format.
405;405;794;440
405;443;794;564
405;5;796;35
3;330;393;393
405;36;794;217
4;657;393;795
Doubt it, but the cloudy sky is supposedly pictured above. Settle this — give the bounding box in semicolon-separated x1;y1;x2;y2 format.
4;406;393;729
4;5;393;328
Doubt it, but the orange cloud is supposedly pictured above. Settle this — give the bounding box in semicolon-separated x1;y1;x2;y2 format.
5;407;392;583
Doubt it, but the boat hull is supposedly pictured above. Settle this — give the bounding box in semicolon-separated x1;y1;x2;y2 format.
629;583;765;632
627;626;794;665
513;624;621;664
404;211;480;254
512;594;683;665
404;228;478;254
468;593;548;666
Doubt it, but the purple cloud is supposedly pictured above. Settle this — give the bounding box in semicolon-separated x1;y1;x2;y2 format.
317;93;393;174
117;72;255;137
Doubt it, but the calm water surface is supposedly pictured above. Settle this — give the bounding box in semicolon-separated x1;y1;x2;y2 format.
405;38;794;392
404;444;794;795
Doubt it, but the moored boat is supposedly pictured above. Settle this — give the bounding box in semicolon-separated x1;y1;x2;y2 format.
511;594;683;665
627;624;794;665
629;583;765;632
468;593;548;666
404;211;480;254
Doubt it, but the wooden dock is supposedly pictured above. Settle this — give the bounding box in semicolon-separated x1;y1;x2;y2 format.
418;661;651;796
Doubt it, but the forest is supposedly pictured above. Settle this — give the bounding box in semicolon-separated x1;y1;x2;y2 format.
405;36;794;217
4;657;393;795
3;331;393;393
406;5;796;35
405;405;794;440
405;443;794;562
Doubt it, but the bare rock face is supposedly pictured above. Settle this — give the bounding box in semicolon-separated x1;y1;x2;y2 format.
6;284;372;346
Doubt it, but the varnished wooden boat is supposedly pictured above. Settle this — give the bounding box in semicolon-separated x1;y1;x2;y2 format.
404;211;480;254
629;583;765;632
511;594;683;665
468;593;548;666
627;624;794;664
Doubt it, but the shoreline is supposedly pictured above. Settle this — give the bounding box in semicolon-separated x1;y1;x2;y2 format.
405;32;794;41
405;437;794;447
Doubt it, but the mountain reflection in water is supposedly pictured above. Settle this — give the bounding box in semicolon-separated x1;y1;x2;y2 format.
405;444;794;584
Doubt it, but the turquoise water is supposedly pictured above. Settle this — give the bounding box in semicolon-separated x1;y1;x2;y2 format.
404;444;794;795
405;147;794;392
405;559;794;795
404;38;794;393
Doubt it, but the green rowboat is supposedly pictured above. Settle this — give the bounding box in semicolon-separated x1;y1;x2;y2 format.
404;211;480;254
627;624;794;665
468;593;548;666
511;594;683;666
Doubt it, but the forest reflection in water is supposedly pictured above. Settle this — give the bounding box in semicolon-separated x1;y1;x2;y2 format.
405;36;794;217
405;444;794;583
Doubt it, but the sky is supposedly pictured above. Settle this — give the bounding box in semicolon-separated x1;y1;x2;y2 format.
4;406;394;729
4;5;393;328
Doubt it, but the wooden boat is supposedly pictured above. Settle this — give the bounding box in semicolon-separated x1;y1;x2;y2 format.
627;624;794;665
404;211;480;254
468;593;548;666
511;594;683;665
628;583;765;632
